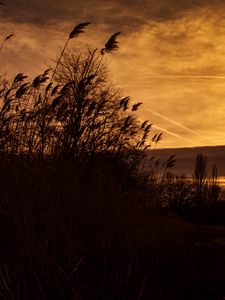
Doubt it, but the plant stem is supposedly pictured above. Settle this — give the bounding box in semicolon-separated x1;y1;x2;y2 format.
50;38;70;83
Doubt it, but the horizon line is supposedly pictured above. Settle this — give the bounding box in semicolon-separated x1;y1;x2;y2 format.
155;143;225;150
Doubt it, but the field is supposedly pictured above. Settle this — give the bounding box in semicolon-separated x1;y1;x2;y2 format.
1;156;225;300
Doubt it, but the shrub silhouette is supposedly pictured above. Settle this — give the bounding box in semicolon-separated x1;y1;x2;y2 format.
193;153;208;204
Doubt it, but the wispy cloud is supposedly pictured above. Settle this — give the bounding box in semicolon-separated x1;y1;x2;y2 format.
147;109;218;145
152;125;200;147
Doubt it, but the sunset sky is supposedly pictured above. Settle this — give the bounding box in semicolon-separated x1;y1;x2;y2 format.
1;0;225;148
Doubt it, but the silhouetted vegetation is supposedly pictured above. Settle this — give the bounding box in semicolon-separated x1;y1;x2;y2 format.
1;23;225;300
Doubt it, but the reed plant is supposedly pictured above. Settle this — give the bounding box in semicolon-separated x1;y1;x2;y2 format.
0;25;153;162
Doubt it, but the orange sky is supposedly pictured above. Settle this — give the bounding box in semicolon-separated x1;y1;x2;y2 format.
1;0;225;148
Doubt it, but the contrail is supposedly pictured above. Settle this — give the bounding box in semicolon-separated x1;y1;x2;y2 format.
147;109;217;145
152;125;200;146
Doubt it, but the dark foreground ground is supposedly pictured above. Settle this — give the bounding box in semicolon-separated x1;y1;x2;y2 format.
1;157;225;300
2;210;225;300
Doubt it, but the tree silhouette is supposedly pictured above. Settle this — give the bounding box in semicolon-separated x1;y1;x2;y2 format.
52;47;151;158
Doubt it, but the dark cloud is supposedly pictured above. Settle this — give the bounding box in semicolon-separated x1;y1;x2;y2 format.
2;0;225;31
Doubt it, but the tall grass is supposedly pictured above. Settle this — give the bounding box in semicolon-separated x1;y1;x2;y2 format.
1;154;225;299
0;32;153;160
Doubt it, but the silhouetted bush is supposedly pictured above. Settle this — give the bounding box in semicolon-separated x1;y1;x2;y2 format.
0;25;158;161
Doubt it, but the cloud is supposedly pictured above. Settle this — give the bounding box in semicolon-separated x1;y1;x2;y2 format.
1;0;225;148
2;0;225;29
106;7;225;148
